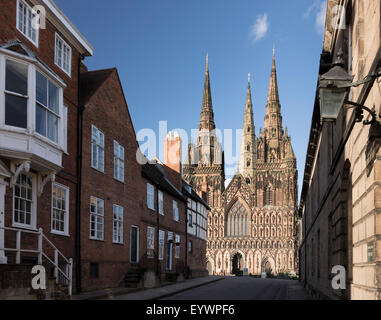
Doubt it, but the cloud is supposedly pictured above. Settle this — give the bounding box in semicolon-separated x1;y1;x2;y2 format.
303;0;327;35
303;0;319;19
249;13;269;43
315;1;327;34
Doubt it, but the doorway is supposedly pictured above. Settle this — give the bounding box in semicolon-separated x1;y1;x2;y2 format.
232;253;243;275
130;226;139;264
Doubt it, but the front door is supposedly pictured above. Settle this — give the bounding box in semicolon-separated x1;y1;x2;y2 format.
130;226;139;264
166;242;173;271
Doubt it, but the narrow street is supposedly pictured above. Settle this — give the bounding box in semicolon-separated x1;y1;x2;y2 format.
161;277;312;300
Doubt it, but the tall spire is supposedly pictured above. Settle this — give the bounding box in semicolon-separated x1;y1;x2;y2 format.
267;47;280;103
239;74;256;176
199;53;215;131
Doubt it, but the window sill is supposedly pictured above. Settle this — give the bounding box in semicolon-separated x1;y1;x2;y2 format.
50;230;70;237
91;166;105;174
112;241;124;246
11;223;38;233
114;178;125;184
89;238;104;242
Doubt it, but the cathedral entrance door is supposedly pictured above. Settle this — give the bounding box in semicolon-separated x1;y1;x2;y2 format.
232;253;243;275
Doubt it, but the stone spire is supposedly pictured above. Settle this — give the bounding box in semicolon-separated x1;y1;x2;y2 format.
264;48;283;143
199;53;215;131
267;47;280;104
239;74;256;176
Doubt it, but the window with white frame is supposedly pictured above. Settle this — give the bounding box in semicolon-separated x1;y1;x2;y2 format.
13;173;35;228
51;183;69;235
17;0;38;46
158;190;164;215
158;230;165;260
90;197;104;240
2;57;66;149
188;240;192;253
55;33;71;76
113;205;123;244
5;59;28;128
114;141;124;182
91;126;104;172
175;234;180;259
173;200;179;222
63;105;68;153
147;226;155;259
36;71;60;143
147;183;155;210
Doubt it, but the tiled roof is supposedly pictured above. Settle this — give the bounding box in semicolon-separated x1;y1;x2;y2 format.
182;180;210;210
142;163;186;202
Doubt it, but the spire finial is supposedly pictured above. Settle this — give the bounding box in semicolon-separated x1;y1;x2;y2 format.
206;53;209;72
273;44;275;57
248;73;251;83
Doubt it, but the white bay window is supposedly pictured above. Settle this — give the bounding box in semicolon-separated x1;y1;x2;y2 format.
0;53;66;169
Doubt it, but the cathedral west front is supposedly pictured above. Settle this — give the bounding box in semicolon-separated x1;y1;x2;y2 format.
183;50;299;276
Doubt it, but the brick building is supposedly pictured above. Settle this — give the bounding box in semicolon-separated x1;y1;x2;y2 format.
0;0;93;296
299;0;381;300
78;68;143;291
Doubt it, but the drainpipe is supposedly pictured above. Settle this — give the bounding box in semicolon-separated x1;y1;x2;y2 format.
185;200;188;279
156;186;160;278
75;54;85;294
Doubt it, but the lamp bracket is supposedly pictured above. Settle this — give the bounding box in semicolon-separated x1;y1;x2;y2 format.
335;69;381;89
344;100;379;125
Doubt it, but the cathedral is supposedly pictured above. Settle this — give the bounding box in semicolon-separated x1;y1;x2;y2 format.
183;50;299;276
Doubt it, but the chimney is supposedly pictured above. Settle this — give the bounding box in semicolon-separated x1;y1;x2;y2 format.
164;131;182;175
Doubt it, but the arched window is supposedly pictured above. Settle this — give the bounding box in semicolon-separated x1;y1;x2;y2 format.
247;145;250;152
247;159;251;167
227;201;249;237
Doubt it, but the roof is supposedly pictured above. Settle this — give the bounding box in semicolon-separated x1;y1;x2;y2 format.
79;68;115;106
43;0;94;56
142;162;187;202
182;180;210;210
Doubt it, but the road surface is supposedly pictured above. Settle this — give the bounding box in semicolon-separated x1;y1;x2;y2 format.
161;276;312;300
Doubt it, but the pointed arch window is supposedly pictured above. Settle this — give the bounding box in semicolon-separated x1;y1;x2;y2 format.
247;145;250;152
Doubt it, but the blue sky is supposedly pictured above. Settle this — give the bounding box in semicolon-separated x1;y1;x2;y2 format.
55;0;327;195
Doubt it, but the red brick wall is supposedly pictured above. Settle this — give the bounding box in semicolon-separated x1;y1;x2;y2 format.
0;0;82;290
80;69;144;292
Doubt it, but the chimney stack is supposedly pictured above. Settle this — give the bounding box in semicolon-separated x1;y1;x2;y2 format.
164;131;182;175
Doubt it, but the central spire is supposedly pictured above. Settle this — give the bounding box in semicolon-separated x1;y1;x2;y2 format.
199;53;215;131
267;47;280;104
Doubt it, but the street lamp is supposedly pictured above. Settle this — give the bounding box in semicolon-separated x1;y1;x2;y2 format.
318;54;381;125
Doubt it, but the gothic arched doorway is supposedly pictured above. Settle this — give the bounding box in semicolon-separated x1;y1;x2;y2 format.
232;253;243;275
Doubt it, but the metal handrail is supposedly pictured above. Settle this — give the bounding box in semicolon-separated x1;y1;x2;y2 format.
0;226;73;296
